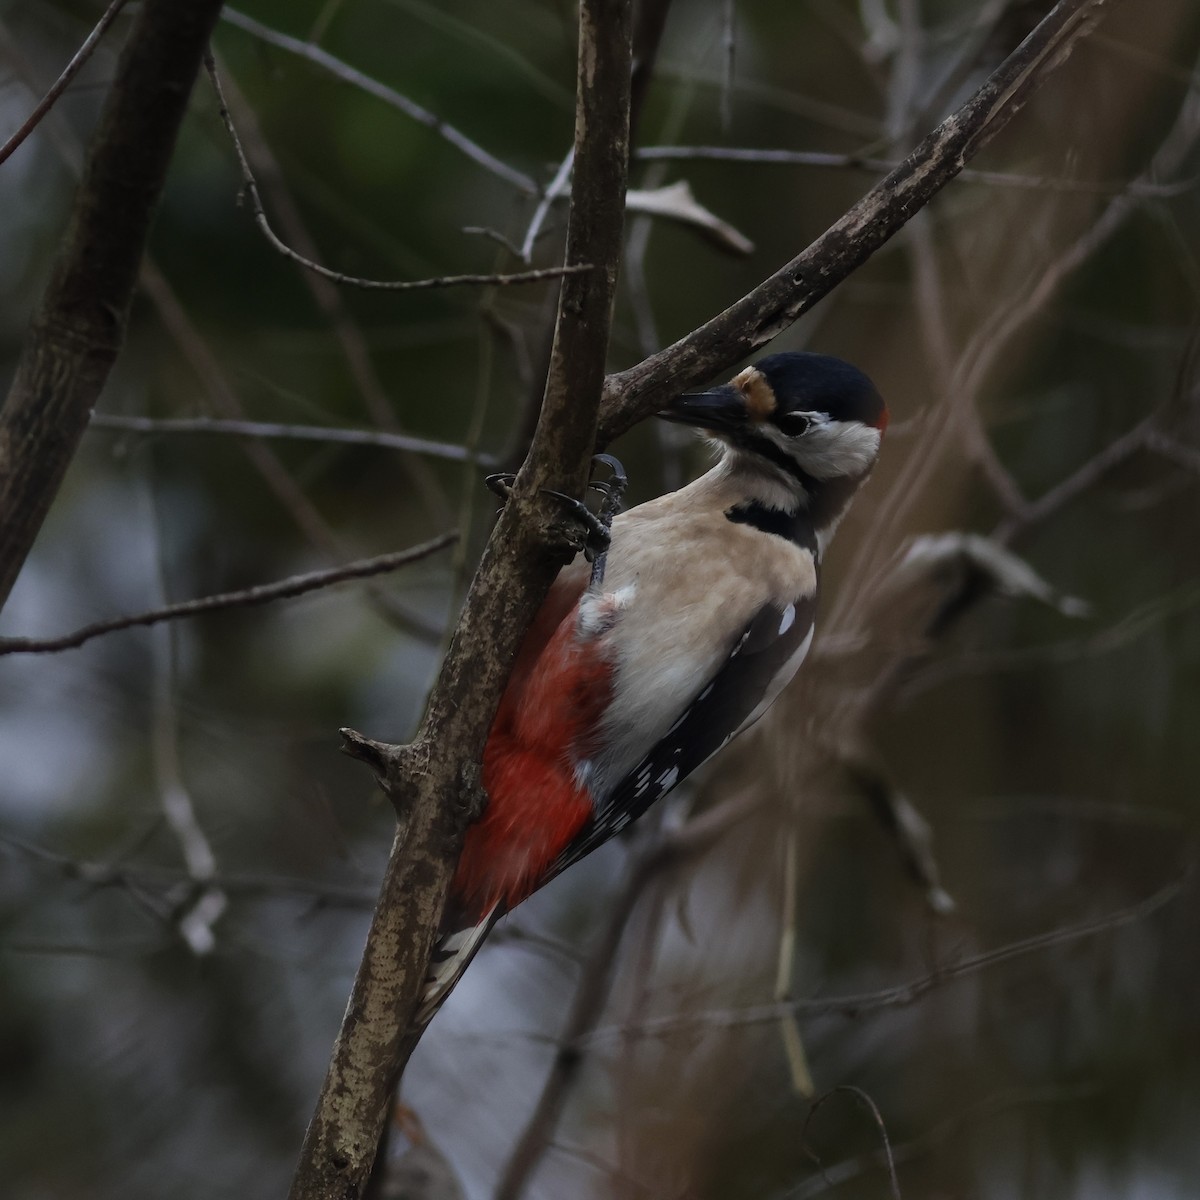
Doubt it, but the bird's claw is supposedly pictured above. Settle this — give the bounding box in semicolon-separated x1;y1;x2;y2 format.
540;489;613;561
485;472;516;502
488;456;628;578
587;454;628;524
539;453;628;584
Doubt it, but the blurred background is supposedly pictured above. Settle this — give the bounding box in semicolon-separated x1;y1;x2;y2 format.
2;1;1200;1197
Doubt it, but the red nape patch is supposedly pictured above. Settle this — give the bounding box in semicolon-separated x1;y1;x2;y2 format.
450;599;614;923
872;405;890;432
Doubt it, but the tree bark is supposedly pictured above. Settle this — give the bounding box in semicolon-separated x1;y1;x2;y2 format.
286;2;633;1197
0;0;226;609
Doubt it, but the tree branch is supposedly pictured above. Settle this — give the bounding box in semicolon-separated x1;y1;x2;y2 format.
286;1;632;1195
0;0;227;610
218;7;538;195
581;867;1189;1044
207;57;586;291
0;533;457;657
88;413;493;466
598;0;1123;443
0;0;131;167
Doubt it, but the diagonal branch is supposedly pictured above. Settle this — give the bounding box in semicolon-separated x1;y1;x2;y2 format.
598;0;1123;442
0;0;131;167
219;7;538;195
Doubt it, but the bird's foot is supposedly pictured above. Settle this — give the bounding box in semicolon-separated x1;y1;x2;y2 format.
540;453;628;573
485;472;516;503
584;454;627;586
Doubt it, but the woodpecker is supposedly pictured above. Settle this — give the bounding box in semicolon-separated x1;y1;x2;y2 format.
418;351;887;1022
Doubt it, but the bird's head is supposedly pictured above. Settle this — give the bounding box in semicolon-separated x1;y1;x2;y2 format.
659;352;887;491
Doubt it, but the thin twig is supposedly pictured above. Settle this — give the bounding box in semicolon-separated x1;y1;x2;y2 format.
0;41;445;643
0;828;380;908
219;7;538;194
580;866;1189;1045
719;0;736;129
0;0;131;167
209;56;453;521
997;418;1154;542
89;413;495;466
138;262;445;643
635;145;1192;195
493;843;662;1200
899;580;1200;700
520;147;575;262
0;532;457;656
790;1084;1099;1199
803;1086;903;1200
1146;428;1200;475
206;54;587;292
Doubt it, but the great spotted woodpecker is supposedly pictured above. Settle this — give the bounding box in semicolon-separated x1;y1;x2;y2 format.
418;351;887;1022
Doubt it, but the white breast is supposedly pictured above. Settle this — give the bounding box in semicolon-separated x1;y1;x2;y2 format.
577;468;817;799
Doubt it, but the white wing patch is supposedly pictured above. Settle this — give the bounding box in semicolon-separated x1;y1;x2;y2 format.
733;624;814;740
778;603;796;635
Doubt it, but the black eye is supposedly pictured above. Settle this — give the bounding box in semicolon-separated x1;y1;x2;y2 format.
777;411;811;437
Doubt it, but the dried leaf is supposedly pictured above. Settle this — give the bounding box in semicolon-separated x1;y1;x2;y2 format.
626;180;755;256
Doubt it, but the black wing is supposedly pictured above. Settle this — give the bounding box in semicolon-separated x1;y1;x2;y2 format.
548;592;818;879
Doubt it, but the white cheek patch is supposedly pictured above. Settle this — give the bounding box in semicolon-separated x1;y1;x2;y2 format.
797;421;881;479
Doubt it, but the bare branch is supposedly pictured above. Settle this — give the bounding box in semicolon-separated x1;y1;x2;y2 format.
136;262;445;643
996;418;1155;541
581;867;1189;1045
0;828;380;909
599;0;1127;443
89;413;494;467
494;842;662;1200
218;8;539;195
0;0;130;167
803;1087;903;1200
635;144;1192;195
0;0;227;610
792;1084;1101;1199
206;55;586;292
0;533;457;657
628;0;675;139
0;39;444;643
520;147;575;262
1145;428;1200;476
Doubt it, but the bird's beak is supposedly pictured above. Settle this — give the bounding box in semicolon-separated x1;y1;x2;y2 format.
657;384;746;433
